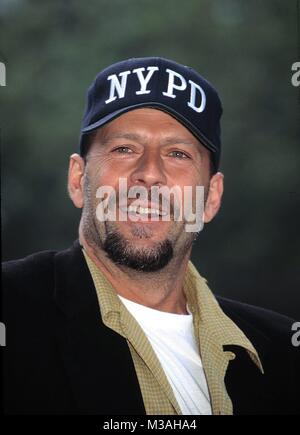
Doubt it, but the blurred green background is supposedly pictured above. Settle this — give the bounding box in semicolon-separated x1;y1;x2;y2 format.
1;0;299;318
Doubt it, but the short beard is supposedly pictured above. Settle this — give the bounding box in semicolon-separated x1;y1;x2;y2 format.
103;228;173;272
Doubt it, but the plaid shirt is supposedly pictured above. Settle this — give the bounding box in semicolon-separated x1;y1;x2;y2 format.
83;249;263;415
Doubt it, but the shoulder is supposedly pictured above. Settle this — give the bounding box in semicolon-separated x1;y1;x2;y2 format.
217;297;300;414
1;241;82;313
216;295;296;327
2;249;57;288
216;296;299;358
2;249;61;318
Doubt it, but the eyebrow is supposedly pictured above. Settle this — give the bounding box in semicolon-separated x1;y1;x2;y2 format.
101;132;203;151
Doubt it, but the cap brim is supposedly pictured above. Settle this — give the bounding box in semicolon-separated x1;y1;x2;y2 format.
80;102;218;156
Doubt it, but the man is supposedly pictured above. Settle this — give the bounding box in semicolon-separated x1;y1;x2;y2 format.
2;57;299;415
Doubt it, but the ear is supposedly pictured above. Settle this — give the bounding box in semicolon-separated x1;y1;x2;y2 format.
68;153;85;209
203;172;224;223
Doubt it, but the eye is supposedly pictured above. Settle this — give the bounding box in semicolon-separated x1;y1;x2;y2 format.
112;146;133;154
168;150;190;159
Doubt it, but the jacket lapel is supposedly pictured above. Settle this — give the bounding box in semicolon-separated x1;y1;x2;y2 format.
53;240;146;415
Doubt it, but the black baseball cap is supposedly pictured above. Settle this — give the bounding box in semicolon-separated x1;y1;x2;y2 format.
79;57;223;170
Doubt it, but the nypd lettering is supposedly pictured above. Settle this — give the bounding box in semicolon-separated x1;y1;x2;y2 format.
105;66;206;113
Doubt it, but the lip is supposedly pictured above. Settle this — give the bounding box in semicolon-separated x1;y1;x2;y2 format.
119;202;170;217
118;202;172;223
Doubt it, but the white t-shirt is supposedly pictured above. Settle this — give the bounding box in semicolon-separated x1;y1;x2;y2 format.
118;295;212;415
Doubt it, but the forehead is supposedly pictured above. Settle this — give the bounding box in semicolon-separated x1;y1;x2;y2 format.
93;108;206;150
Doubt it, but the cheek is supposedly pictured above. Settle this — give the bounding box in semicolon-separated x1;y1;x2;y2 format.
169;170;202;189
89;160;123;190
164;175;196;213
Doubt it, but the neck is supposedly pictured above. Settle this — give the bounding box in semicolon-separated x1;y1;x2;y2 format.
79;227;191;315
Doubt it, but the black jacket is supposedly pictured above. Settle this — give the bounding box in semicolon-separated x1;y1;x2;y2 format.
1;240;299;415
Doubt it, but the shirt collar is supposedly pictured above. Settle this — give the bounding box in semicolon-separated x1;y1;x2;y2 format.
184;261;264;373
82;249;123;321
82;248;263;374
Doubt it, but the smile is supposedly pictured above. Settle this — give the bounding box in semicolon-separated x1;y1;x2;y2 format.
120;205;168;218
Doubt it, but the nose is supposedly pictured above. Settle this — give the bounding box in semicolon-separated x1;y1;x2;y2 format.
129;149;167;188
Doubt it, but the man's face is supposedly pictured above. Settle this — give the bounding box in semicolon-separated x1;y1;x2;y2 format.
69;108;222;271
